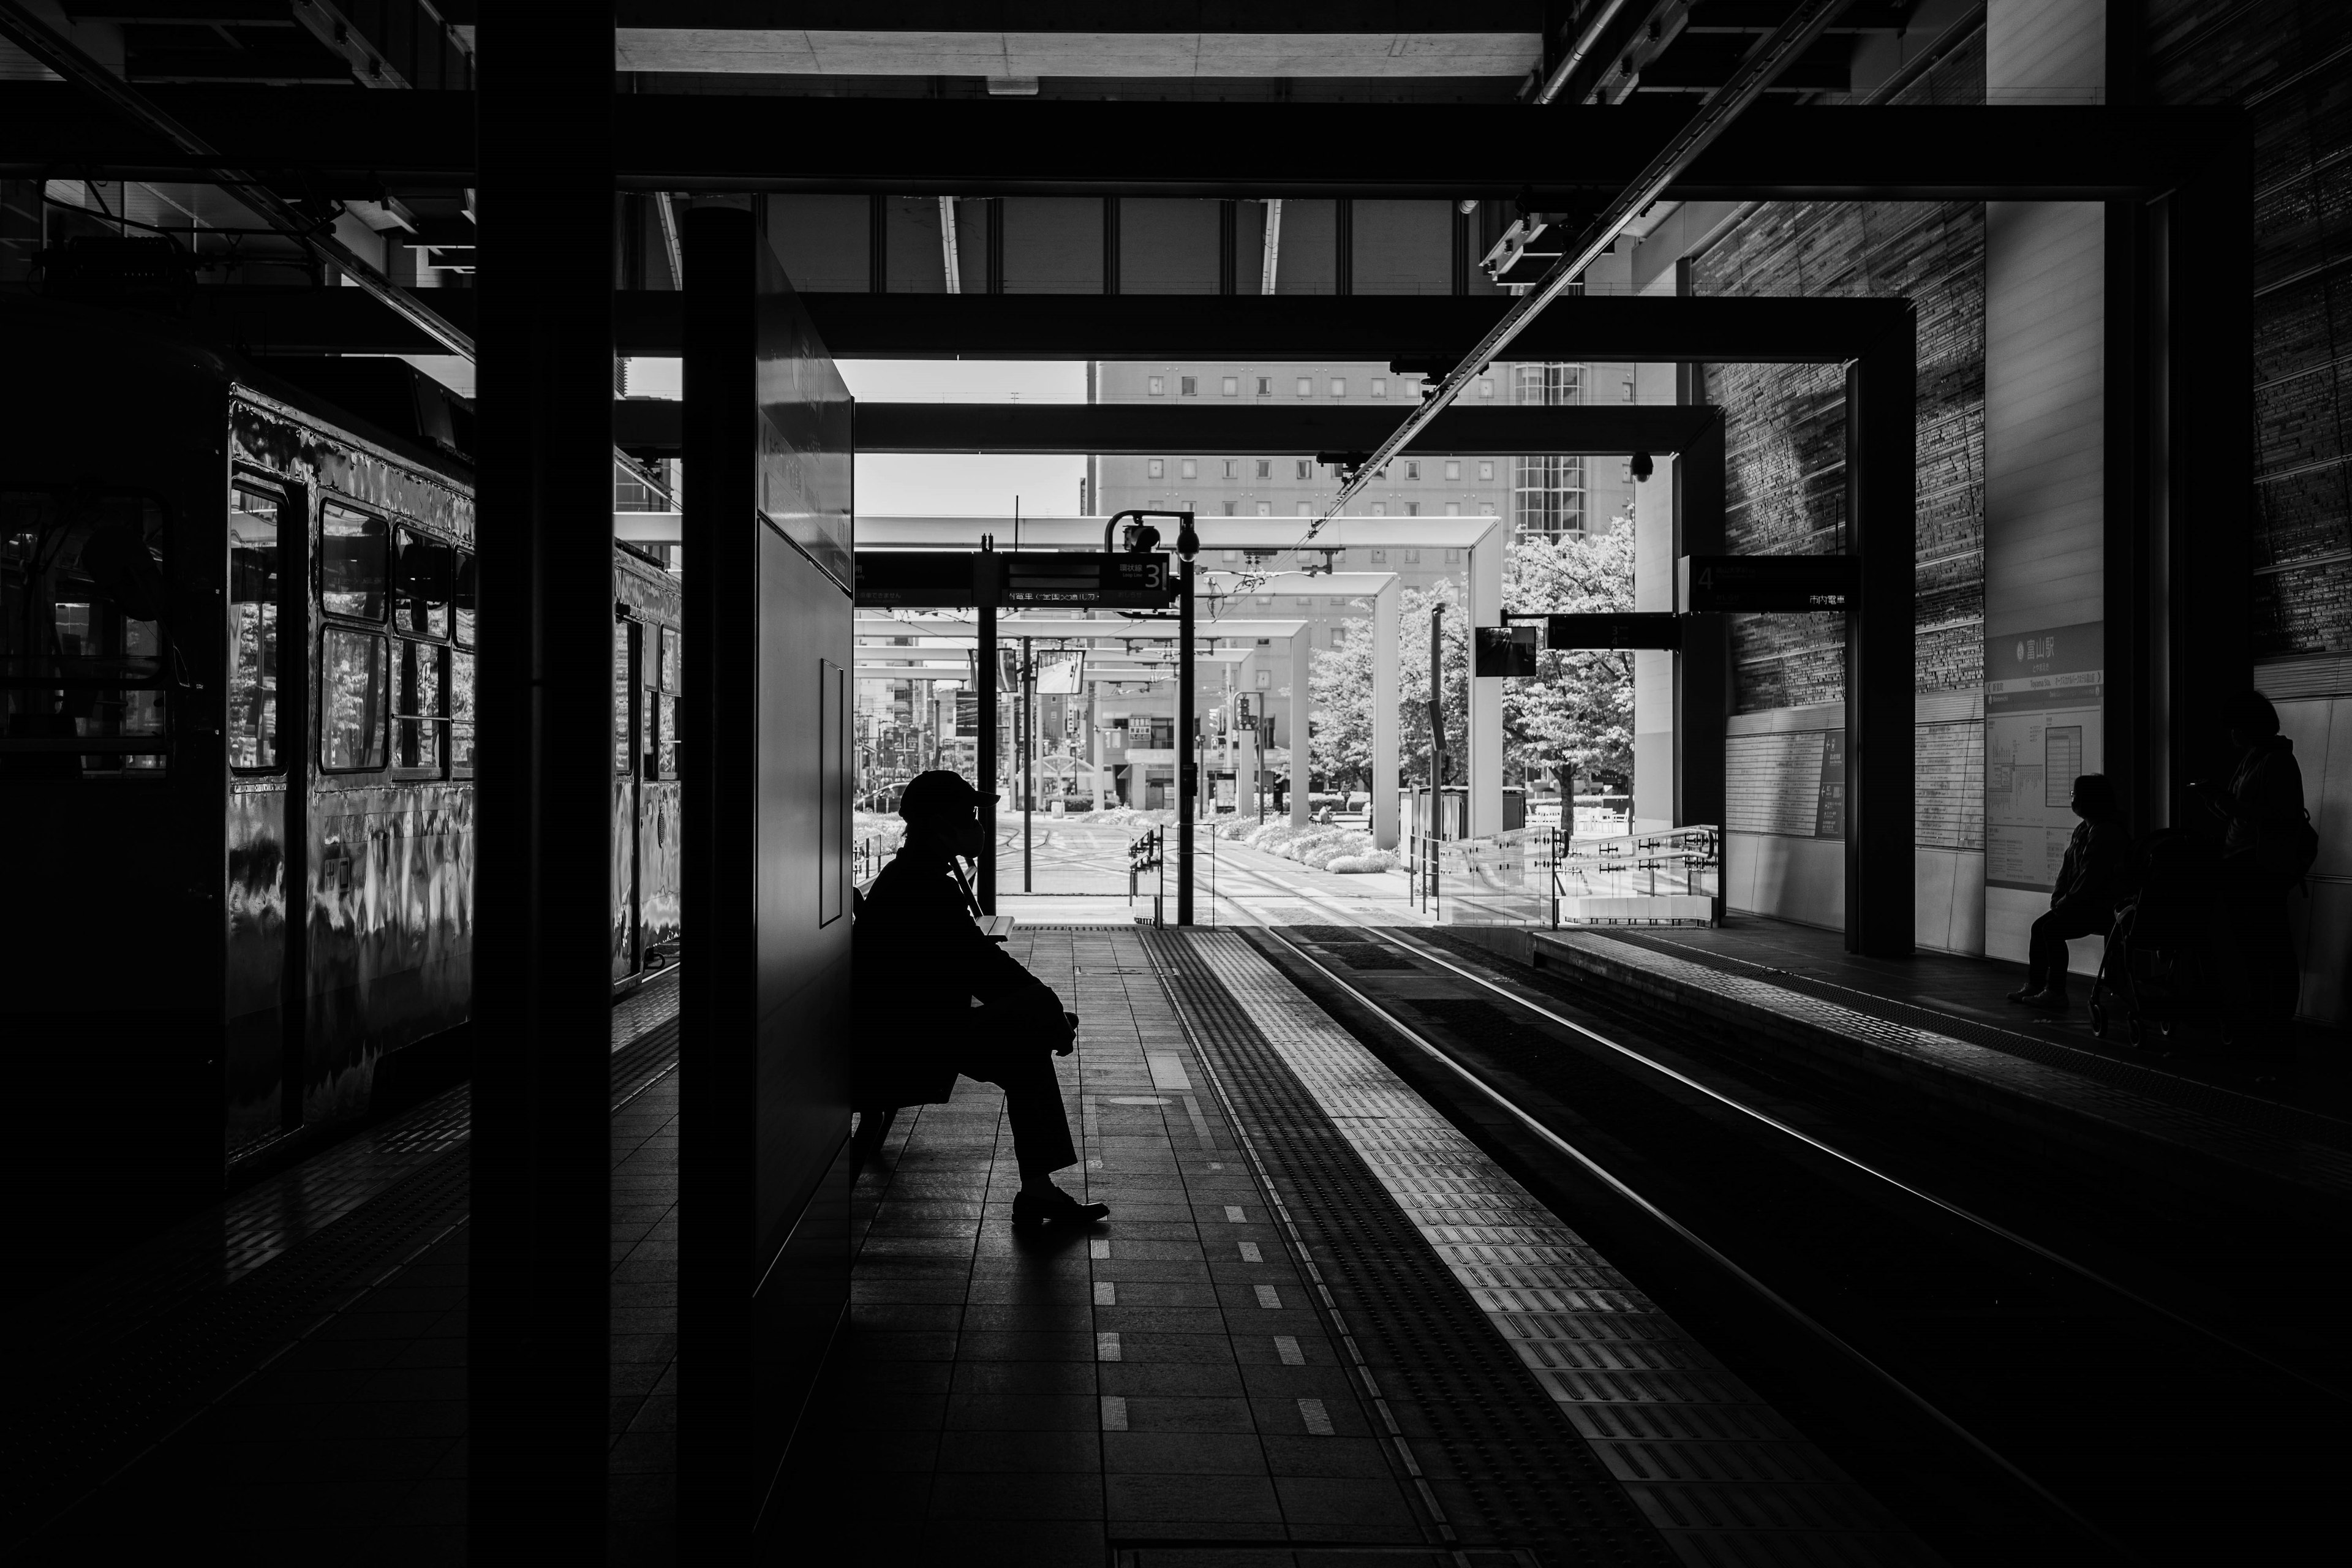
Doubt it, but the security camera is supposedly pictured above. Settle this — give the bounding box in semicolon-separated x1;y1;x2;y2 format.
1630;451;1654;483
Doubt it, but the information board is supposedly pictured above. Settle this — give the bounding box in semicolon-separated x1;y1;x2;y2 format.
1677;555;1858;613
854;551;986;608
1985;622;2103;892
1002;552;1175;608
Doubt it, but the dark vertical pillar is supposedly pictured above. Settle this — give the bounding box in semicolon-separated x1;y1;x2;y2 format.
2164;139;2253;828
1104;196;1121;295
977;559;998;914
468;1;614;1555
1335;197;1353;296
1452;203;1469;296
867;194;886;293
1674;416;1727;835
987;199;1004;295
679;202;756;1557
1219;200;1237;295
1845;312;1919;958
2106;198;2152;835
1177;558;1195;924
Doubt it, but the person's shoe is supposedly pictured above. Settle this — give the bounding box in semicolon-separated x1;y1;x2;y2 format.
2005;986;2040;1003
2022;990;2069;1011
1012;1186;1110;1229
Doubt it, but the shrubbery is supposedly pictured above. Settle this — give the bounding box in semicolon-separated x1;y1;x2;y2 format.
1214;820;1398;874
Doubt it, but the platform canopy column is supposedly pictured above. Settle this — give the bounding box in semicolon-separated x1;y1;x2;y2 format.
1290;630;1311;829
1467;518;1505;838
1371;576;1402;850
467;0;616;1555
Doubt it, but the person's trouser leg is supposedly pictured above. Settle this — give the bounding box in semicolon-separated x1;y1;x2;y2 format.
962;1031;1079;1182
2029;903;2108;1001
2223;867;2300;1032
2026;913;2068;996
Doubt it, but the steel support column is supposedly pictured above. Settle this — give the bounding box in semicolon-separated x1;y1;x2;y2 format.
1178;558;1196;923
1290;630;1311;831
1845;312;1919;959
2162;142;2253;828
1467;519;1504;837
467;1;614;1553
1372;578;1401;850
2106;195;2154;835
978;582;998;914
1674;415;1728;836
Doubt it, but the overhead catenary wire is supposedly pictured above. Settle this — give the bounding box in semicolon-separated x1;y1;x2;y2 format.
1319;0;1856;526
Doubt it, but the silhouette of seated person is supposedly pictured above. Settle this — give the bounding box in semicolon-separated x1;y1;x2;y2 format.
850;770;1108;1229
2008;773;2133;1012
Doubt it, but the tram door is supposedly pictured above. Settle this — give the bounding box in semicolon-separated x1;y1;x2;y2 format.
614;616;643;982
225;481;298;1154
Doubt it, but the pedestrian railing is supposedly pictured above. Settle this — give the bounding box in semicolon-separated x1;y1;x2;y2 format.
1129;827;1166;926
1409;824;1723;928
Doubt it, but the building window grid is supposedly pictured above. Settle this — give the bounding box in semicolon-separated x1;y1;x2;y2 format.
1513;363;1590;537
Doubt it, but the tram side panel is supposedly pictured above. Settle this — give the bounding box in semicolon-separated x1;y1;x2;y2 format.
230;394;477;1128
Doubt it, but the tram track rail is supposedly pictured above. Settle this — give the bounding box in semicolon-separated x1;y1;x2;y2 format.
1210;909;2349;1566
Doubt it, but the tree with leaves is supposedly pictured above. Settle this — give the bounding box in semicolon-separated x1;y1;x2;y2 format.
1305;521;1636;796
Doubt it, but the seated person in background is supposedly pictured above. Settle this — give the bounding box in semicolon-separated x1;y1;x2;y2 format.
2010;773;2134;1012
850;770;1108;1230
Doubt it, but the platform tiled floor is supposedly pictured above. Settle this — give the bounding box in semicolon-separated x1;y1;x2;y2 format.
777;925;1450;1564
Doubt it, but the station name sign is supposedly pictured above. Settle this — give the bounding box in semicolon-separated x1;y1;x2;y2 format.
1546;612;1683;651
1676;555;1858;614
854;550;1177;609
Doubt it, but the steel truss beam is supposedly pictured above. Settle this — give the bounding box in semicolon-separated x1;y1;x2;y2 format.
197;287;1910;362
0;86;2237;199
617;401;1722;458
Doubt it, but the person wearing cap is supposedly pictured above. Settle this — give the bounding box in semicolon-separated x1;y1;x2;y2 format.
850;769;1109;1229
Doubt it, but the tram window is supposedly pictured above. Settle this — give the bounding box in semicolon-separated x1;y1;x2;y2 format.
227;488;281;770
614;620;634;775
453;549;476;646
321;505;388;620
394;529;453;639
657;690;677;778
396;639;446;772
448;650;475;776
658;625;680;693
639;682;654;777
1;487;170;778
320;627;387;771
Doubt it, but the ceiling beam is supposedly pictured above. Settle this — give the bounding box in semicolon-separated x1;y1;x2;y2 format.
214;288;1909;361
616;400;1721;456
0;86;2235;198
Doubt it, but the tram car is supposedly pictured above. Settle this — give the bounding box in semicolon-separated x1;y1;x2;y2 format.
1;294;680;1261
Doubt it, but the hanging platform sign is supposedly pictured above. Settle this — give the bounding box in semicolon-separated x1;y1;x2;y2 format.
1003;551;1175;608
854;550;995;608
1545;612;1684;650
1676;555;1858;613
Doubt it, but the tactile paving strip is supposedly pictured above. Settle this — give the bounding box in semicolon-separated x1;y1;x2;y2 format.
1163;929;1940;1568
1540;931;2352;1197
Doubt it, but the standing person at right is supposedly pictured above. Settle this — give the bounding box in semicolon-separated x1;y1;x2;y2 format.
2194;691;2317;1054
